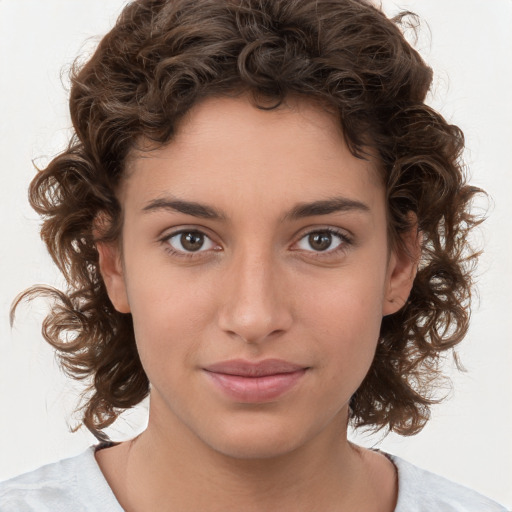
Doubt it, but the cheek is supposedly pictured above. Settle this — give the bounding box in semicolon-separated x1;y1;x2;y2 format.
297;261;387;371
125;264;217;373
300;261;387;332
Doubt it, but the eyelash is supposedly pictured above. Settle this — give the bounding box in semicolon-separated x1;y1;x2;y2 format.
159;227;352;260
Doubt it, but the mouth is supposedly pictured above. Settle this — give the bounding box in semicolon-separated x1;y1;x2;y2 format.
203;359;309;402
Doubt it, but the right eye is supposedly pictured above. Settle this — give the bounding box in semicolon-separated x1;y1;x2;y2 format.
165;230;218;254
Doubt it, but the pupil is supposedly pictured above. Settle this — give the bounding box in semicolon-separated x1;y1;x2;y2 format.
181;232;204;251
309;232;332;251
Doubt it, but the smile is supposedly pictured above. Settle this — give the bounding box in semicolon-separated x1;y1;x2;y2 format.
203;359;308;402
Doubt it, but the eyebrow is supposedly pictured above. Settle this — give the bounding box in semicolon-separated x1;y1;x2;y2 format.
141;196;370;221
282;197;370;221
142;198;226;220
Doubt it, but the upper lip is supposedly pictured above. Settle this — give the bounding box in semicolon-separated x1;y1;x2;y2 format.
204;359;307;377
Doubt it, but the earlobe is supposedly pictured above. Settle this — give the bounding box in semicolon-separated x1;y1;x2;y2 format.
383;223;422;317
96;241;131;314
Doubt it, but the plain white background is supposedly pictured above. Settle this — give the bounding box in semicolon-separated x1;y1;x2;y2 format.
0;0;510;507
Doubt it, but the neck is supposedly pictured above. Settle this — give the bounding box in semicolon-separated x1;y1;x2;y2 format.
96;401;396;512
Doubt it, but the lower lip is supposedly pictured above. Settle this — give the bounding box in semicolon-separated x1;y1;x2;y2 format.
204;369;307;402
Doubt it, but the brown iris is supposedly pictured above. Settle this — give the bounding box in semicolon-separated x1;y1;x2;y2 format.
308;232;333;251
181;232;205;251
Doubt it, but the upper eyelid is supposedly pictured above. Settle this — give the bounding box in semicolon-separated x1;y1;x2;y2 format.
159;225;352;249
160;225;217;241
301;226;348;235
295;226;352;241
159;226;350;238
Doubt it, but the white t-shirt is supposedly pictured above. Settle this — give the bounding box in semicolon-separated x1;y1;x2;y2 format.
0;446;507;511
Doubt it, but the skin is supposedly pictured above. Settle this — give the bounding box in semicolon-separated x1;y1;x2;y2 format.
96;95;418;511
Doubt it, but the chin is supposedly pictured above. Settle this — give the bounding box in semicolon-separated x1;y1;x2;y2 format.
199;415;315;461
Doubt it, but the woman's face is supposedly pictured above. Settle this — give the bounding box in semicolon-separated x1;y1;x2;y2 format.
100;95;414;459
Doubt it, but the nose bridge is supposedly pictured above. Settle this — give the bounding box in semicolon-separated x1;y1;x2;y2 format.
218;243;291;343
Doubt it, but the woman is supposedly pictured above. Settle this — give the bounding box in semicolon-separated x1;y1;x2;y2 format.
0;0;507;510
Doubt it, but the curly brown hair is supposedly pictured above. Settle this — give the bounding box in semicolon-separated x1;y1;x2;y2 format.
13;0;482;441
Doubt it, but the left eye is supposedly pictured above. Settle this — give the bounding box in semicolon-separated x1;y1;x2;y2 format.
166;231;217;253
296;230;345;252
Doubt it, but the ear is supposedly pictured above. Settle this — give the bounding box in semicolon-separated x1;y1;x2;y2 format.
96;240;131;314
382;217;422;316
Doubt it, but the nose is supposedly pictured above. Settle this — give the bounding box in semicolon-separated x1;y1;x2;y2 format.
217;248;293;344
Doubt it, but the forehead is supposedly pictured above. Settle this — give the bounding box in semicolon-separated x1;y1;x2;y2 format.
122;95;384;218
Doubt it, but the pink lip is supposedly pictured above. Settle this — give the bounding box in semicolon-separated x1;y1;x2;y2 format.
203;359;308;402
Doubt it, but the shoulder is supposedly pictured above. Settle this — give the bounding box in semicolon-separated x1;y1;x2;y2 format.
388;454;508;512
0;446;123;512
